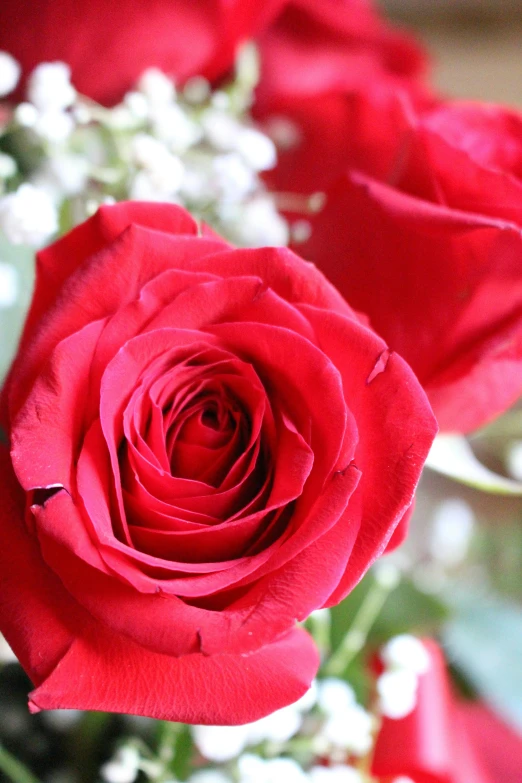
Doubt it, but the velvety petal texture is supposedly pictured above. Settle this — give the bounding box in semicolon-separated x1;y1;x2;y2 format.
0;0;284;105
301;98;522;433
0;202;436;723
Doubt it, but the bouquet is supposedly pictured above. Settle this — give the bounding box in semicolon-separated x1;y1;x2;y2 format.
0;2;521;782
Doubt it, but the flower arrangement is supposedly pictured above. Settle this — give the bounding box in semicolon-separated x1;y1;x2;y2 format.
0;2;521;783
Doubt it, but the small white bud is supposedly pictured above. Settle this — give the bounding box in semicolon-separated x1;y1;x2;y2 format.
291;219;312;244
263;115;302;151
0;52;21;98
0;153;17;180
236;127;277;171
192;724;250;762
212;154;255;202
14;102;39;128
183;76;211;104
225;196;288;247
377;669;418;719
247;703;302;745
137;68;175;105
318;678;356;716
100;747;140;783
42;709;82;731
321;704;373;756
0;184;58;246
27;62;76;112
381;635;430;676
33;110;74;142
124;91;150;119
202;110;242;152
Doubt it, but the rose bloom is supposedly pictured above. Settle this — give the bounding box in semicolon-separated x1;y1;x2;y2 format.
373;640;522;783
0;202;436;723
300;98;522;433
0;0;283;105
254;0;428;193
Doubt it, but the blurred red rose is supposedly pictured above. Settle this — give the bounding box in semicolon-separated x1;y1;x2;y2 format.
0;202;436;723
254;0;429;193
373;639;522;783
300;99;522;432
0;0;283;105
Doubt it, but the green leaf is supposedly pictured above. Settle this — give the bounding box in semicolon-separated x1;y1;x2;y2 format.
426;434;522;495
443;586;522;733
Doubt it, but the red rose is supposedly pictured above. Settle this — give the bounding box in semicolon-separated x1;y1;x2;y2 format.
0;202;436;723
373;640;500;783
0;0;284;106
300;99;522;433
254;0;428;192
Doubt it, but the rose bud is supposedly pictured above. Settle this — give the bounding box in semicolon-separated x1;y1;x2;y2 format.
0;202;436;723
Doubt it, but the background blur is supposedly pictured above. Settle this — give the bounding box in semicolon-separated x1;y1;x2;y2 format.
381;0;522;106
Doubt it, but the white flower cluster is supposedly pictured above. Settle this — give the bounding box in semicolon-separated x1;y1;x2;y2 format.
0;53;288;251
192;683;317;763
376;635;430;720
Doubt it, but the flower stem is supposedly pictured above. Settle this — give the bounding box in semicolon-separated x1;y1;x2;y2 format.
323;565;400;677
0;745;41;783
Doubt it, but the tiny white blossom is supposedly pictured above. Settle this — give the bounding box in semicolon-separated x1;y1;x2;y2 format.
318;678;356;717
291;219;312;244
237;754;307;783
429;498;475;567
100;747;140;783
14;102;39;128
263;115;302;151
247;703;302;745
0;184;58;246
124;91;150;120
137;67;176;105
381;635;430;676
212;154;256;202
150;103;202;151
0;153;17;180
32;109;74;142
192;724;251;762
321;704;373;756
0;51;21;97
236;127;277;171
202;110;242;152
27;62;76;112
183;76;211;104
377;669;418;720
224;196;288;247
309;765;363;783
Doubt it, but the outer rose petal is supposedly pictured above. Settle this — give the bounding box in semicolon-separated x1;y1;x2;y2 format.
303;171;522;433
28;625;319;725
0;447;319;723
0;447;87;685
